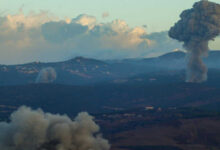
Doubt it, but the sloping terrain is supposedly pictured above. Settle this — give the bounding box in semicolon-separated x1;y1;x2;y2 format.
0;50;219;86
0;51;220;149
1;69;220;119
96;108;220;150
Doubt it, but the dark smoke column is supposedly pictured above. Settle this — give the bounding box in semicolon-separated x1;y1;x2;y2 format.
169;0;220;83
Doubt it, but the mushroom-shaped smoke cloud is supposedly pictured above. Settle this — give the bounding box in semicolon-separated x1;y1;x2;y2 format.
169;0;220;83
0;106;110;150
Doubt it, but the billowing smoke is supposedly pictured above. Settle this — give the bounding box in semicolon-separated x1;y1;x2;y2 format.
169;0;220;83
36;67;57;83
0;106;110;150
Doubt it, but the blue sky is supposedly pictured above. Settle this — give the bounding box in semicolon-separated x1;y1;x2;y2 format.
2;0;220;32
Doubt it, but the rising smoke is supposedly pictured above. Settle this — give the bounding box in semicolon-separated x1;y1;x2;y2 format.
169;0;220;83
36;67;57;83
0;106;110;150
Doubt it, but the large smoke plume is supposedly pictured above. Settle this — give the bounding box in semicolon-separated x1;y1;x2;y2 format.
36;67;57;83
169;0;220;83
0;106;110;150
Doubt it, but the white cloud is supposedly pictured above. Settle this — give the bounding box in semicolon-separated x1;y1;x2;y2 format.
0;12;183;64
41;21;88;43
72;14;97;29
3;11;55;29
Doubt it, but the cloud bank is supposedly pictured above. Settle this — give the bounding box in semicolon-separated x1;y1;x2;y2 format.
0;106;110;150
0;12;184;64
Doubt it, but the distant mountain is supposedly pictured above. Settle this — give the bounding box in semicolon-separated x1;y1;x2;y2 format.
159;51;185;60
0;50;219;86
0;57;112;86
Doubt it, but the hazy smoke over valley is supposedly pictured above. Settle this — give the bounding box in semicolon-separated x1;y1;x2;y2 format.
169;0;220;83
0;106;110;150
36;67;57;83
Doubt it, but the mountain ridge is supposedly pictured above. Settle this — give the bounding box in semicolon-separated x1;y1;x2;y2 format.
0;50;219;86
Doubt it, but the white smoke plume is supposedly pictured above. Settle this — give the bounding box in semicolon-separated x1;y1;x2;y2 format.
36;67;57;83
0;106;110;150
